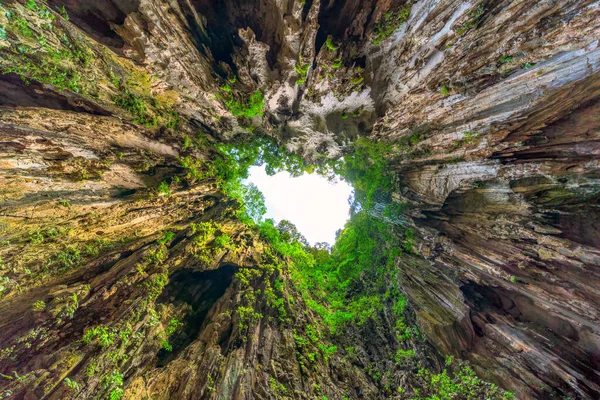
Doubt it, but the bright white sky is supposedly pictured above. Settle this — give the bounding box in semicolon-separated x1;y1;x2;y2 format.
246;165;353;245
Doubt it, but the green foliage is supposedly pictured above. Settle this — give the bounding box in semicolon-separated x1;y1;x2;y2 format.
183;132;410;344
159;318;183;351
238;183;267;222
269;377;287;394
63;377;80;391
57;6;69;21
82;239;112;257
144;271;169;298
156;230;175;246
221;90;265;119
350;73;364;86
324;36;338;51
13;17;32;36
450;131;479;150
159;338;172;351
499;55;513;64
331;58;342;69
521;62;534;69
58;199;71;207
58;293;79;319
265;283;287;321
1;14;91;93
32;300;46;311
333;137;393;210
189;221;222;263
392;348;415;363
0;276;11;297
82;325;116;347
54;246;81;270
104;370;124;400
157;181;171;196
510;275;519;283
25;1;38;11
413;357;515;400
440;85;450;95
282;209;408;335
112;80;179;128
295;61;310;85
220;83;232;93
114;90;157;126
28;230;44;244
214;233;232;249
404;228;416;253
236;305;262;329
165;318;183;336
223;136;415;339
372;6;411;45
199;136;316;222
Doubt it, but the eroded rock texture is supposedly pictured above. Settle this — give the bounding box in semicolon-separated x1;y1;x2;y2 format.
0;0;599;399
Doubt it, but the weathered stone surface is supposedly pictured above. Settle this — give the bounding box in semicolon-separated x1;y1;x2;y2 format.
1;0;599;398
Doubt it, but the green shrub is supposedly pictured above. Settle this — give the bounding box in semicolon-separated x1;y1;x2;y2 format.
222;90;264;119
104;370;124;400
412;357;515;399
29;230;44;244
32;300;46;311
392;348;415;363
157;181;171;196
82;325;116;347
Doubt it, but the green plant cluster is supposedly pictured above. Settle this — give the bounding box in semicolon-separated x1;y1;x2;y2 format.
331;58;342;69
0;1;91;93
191;135;413;338
295;61;310;85
159;318;183;351
290;209;407;334
103;370;124;400
113;87;180;128
324;36;338;51
411;357;515;399
114;89;157;126
178;135;317;223
189;221;234;264
220;89;265;119
82;325;117;348
372;6;411;46
331;137;394;211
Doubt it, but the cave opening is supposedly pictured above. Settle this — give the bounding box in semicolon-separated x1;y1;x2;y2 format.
246;164;353;245
155;265;237;367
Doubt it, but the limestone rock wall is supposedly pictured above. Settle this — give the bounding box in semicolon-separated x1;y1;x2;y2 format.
1;0;599;398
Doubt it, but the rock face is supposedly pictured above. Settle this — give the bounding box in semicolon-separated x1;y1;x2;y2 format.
0;0;599;399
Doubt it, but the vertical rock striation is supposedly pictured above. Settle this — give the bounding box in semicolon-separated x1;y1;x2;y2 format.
0;0;599;398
